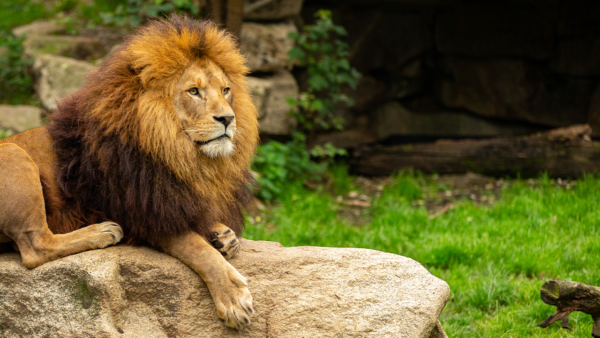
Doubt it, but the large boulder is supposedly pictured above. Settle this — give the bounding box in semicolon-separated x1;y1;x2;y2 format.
557;1;600;37
33;54;97;111
247;71;298;135
438;57;595;127
550;36;600;76
0;105;43;135
240;22;296;73
372;101;546;140
0;239;449;337
244;0;304;20
435;2;554;59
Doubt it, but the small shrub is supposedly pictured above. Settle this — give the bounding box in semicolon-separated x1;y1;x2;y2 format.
287;9;361;136
0;31;34;104
252;133;324;201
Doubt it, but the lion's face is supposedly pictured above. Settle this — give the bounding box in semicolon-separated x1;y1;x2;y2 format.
173;59;237;159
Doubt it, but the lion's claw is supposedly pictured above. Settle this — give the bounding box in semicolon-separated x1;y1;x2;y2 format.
213;265;253;329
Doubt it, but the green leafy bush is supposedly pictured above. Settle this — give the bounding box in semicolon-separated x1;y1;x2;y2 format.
100;0;198;27
0;31;34;104
287;9;361;134
253;9;359;201
252;133;324;200
0;128;8;139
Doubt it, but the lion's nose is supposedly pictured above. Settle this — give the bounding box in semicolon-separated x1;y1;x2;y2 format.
214;115;234;127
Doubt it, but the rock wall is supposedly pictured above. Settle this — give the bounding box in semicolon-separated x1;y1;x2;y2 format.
301;0;600;144
0;239;450;337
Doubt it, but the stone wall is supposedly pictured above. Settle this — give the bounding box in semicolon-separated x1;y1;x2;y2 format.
301;0;600;146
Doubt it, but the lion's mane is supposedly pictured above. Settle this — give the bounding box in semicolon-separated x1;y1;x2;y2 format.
46;16;259;245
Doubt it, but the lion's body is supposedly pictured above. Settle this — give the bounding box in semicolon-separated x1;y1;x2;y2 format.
0;16;258;329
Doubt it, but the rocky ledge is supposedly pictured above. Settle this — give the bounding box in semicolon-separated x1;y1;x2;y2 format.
0;239;449;337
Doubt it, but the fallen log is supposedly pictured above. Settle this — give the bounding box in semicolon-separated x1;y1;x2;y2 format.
351;124;600;178
538;280;600;337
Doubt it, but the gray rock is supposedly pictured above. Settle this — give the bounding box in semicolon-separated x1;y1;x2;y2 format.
435;3;554;59
372;101;545;140
0;105;43;134
550;36;600;76
247;71;298;135
438;57;595;127
244;0;304;20
24;35;106;61
12;20;65;37
33;54;97;111
240;22;296;73
0;239;450;337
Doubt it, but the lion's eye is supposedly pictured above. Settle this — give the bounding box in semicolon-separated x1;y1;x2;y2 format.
189;88;199;95
222;87;230;95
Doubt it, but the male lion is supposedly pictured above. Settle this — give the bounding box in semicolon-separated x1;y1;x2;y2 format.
0;16;258;329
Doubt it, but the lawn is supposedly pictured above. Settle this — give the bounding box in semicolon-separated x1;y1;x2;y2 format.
244;168;600;337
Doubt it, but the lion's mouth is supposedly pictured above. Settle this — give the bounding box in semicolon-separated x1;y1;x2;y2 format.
195;134;230;146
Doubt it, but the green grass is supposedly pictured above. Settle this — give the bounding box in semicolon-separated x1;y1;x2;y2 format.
245;170;600;337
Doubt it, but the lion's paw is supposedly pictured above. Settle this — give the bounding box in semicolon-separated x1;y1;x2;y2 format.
213;266;254;330
210;227;240;259
85;221;124;248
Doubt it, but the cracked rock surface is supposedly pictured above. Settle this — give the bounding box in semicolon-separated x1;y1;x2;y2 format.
0;239;449;337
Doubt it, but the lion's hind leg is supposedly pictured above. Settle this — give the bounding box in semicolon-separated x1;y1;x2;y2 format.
0;143;123;268
210;223;240;259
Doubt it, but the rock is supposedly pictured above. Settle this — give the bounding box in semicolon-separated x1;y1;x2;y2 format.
240;23;296;73
435;3;554;59
439;57;595;127
350;12;431;73
549;36;600;76
24;35;106;61
0;105;43;134
247;70;298;135
244;0;304;20
313;128;378;149
33;54;97;111
587;86;600;137
558;1;600;37
12;20;65;37
0;239;450;337
372;101;545;140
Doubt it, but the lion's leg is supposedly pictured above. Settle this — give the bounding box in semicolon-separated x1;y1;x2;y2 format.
159;231;254;329
209;223;240;259
0;143;123;269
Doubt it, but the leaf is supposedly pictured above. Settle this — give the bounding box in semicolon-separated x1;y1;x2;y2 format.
308;75;328;91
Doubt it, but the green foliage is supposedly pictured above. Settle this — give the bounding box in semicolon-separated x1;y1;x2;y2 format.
99;0;198;27
287;9;361;132
245;171;600;337
0;128;8;139
0;0;50;31
252;133;324;200
0;31;34;104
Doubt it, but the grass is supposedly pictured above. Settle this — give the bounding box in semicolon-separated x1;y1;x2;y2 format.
245;168;600;337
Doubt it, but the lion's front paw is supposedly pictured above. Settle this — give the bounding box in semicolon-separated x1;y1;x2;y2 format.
85;221;124;248
212;265;254;330
210;227;240;259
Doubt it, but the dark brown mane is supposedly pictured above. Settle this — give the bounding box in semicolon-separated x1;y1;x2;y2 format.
46;16;258;245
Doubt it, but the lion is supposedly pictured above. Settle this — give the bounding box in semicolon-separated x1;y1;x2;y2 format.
0;15;258;330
